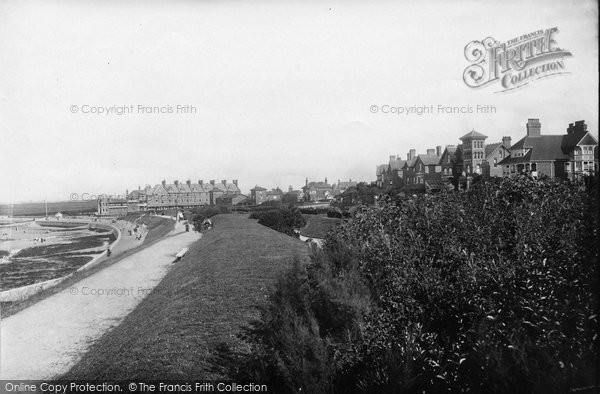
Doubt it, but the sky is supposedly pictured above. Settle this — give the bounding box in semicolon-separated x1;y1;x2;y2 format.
0;0;597;202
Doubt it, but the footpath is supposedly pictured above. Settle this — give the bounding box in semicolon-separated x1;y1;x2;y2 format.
0;222;199;379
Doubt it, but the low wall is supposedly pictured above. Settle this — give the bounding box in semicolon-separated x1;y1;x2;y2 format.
0;222;121;303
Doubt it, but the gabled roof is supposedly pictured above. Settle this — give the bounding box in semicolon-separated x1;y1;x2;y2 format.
484;142;502;158
307;182;332;189
460;129;488;140
577;133;598;146
441;146;459;163
150;185;168;195
511;135;567;160
499;150;532;165
213;183;228;192
189;183;210;193
416;154;440;166
389;158;406;170
226;183;241;193
403;157;417;168
561;128;589;153
178;184;192;193
337;181;358;189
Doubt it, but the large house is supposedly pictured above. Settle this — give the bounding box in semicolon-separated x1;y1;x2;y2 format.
483;137;511;178
440;145;462;182
250;186;268;205
382;156;405;190
115;179;240;215
375;118;597;191
459;129;488;175
302;178;340;202
500;119;598;179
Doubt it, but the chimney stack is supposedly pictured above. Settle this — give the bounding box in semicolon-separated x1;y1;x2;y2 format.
567;120;587;135
161;180;166;187
210;180;215;186
174;180;179;186
502;136;512;148
305;177;308;187
233;179;238;186
436;145;442;156
389;155;395;161
198;180;203;185
186;180;191;186
409;149;416;160
526;118;541;137
427;148;435;155
325;177;328;184
222;179;227;186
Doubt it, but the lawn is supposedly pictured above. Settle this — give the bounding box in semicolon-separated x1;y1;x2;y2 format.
63;213;310;379
300;214;342;239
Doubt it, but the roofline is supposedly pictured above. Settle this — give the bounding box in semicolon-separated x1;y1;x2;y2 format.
576;131;599;146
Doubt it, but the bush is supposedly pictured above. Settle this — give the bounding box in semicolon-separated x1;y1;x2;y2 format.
250;206;306;236
191;206;221;231
226;176;599;393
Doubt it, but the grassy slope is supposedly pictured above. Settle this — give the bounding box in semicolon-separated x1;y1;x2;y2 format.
141;216;175;244
64;213;309;379
119;213;175;244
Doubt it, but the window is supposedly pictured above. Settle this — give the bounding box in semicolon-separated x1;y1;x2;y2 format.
494;158;497;167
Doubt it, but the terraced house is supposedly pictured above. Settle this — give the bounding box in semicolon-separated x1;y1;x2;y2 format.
124;179;241;212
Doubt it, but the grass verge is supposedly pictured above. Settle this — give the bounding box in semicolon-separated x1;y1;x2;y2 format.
63;213;309;379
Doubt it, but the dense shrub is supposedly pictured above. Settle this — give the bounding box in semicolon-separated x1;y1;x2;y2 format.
250;207;306;236
227;176;598;393
191;206;222;231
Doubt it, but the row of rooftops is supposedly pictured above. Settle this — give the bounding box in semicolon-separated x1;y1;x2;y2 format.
128;179;241;198
378;119;597;175
251;179;359;193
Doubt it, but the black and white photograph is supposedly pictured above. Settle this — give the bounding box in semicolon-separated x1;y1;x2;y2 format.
0;1;598;393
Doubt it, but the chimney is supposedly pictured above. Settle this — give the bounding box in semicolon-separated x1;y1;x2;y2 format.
338;179;340;186
567;120;587;135
161;180;166;187
427;148;435;155
289;185;293;192
502;136;512;148
305;177;308;187
210;180;215;186
174;180;179;186
233;179;238;186
389;155;395;161
410;149;416;160
186;180;191;186
526;118;541;137
222;179;227;186
325;177;328;184
198;180;203;185
436;145;442;156
407;153;410;160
